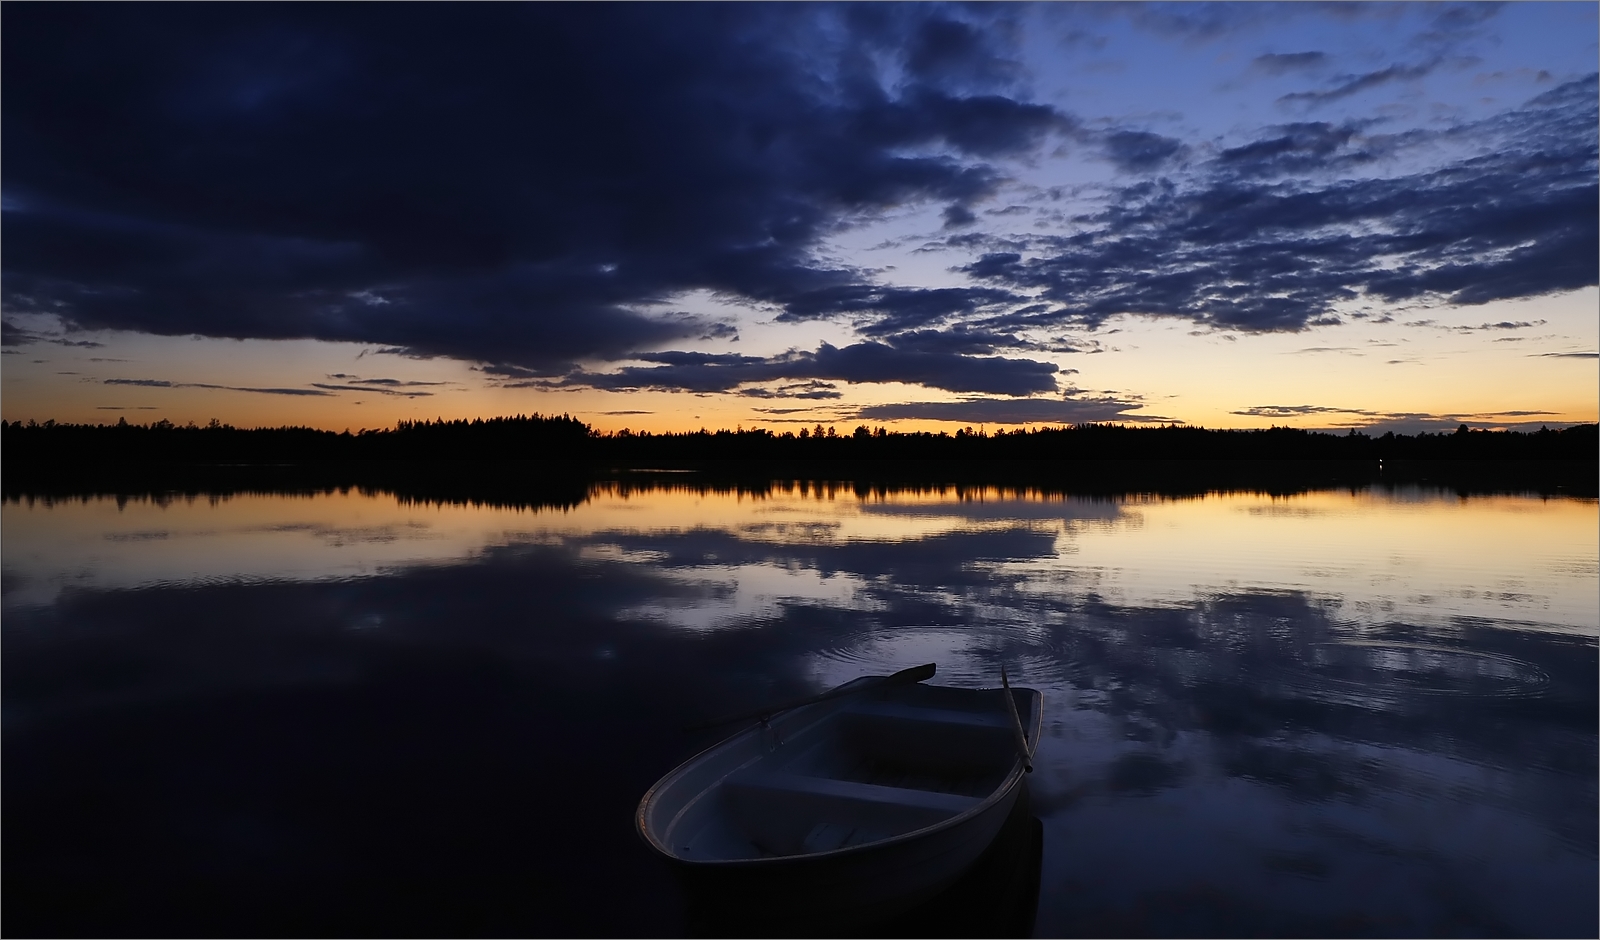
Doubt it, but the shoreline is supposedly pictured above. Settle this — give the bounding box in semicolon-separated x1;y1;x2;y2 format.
6;457;1595;505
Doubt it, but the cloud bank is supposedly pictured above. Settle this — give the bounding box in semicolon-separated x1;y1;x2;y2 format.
2;5;1070;385
962;75;1598;333
2;4;1593;416
528;342;1061;398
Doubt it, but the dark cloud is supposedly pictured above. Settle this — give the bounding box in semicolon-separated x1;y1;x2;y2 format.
902;14;1023;90
1229;403;1568;432
1082;3;1405;46
964;252;1025;281
962;77;1599;332
1102;130;1188;172
105;378;334;397
1456;321;1544;331
327;375;448;387
776;285;1024;333
542;342;1060;398
1233;404;1370;418
877;328;1020;355
1072;1;1479;57
1426;2;1505;33
912;230;1030;255
2;321;34;345
1;5;1069;374
2;320;103;348
309;375;448;397
308;384;432;398
1474;68;1554;88
1279;60;1440;107
1216;121;1372;176
856;391;1155;425
1532;351;1598;359
942;204;978;229
1413;2;1506;52
1252;52;1328;75
197;385;333;397
1112;4;1275;43
4;4;1589;380
477;363;574;382
737;381;842;401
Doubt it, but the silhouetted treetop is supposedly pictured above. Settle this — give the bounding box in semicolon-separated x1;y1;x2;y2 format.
4;415;1595;464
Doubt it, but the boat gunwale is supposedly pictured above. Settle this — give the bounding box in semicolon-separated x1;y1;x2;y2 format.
635;676;1042;868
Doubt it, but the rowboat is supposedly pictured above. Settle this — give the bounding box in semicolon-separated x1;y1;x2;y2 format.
636;665;1043;927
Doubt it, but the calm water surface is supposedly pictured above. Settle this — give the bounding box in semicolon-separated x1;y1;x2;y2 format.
4;482;1596;936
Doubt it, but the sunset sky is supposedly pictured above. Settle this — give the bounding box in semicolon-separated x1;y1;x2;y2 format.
3;3;1596;435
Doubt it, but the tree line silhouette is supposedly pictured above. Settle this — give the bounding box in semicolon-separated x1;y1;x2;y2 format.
5;413;1595;463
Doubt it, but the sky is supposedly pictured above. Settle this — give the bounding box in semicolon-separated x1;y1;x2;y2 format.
3;2;1596;435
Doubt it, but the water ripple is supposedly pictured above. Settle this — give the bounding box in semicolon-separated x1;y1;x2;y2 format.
807;623;1080;688
1272;641;1552;707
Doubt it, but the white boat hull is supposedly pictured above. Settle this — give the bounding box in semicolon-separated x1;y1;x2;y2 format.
637;674;1043;926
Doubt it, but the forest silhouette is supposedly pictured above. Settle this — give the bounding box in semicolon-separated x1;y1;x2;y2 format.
5;415;1594;503
5;413;1594;463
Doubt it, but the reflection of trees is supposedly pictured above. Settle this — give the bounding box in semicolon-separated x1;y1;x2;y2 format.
3;463;594;514
6;492;1595;934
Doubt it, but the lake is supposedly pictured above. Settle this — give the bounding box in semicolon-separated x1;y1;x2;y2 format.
4;479;1596;936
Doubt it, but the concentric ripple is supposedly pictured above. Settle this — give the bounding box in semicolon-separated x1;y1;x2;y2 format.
1274;641;1552;707
806;624;1078;690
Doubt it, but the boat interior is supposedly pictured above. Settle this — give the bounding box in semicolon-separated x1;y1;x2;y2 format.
671;684;1033;860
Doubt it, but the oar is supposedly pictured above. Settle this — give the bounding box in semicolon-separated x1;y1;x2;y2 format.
689;662;937;732
1000;664;1033;773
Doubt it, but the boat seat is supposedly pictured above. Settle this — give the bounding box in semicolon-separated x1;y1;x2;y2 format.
722;769;979;854
844;698;1013;731
837;696;1018;773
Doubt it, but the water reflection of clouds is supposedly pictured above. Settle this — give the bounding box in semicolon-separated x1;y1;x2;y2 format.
574;521;1057;631
11;485;1592;630
5;483;1596;936
617;562;878;632
3;494;502;607
102;529;173;542
857;495;1129;525
249;521;438;546
1243;504;1333;517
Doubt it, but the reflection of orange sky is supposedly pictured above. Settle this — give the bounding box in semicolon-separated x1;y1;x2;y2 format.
7;485;1596;633
3;289;1595;434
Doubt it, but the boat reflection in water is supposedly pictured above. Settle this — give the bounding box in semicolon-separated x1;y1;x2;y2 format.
681;782;1044;938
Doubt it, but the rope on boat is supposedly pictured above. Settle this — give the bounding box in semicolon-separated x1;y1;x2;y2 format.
1000;665;1033;773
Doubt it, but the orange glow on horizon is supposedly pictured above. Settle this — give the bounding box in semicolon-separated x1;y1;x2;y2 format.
7;484;1595;633
3;287;1595;435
